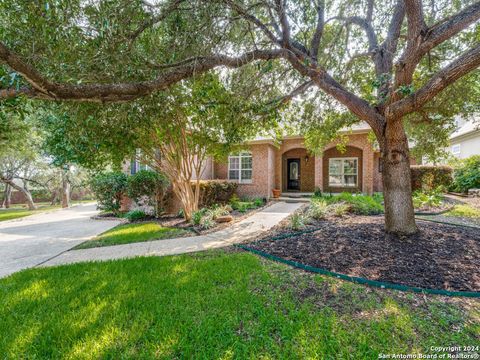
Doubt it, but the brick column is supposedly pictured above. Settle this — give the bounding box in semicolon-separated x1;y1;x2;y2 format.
314;155;323;191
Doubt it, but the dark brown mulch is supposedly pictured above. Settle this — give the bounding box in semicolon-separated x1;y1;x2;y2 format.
249;216;480;292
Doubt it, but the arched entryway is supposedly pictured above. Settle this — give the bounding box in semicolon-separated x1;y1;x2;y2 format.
282;148;315;192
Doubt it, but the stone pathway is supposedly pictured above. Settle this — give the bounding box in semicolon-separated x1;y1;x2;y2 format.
41;201;302;267
0;203;120;278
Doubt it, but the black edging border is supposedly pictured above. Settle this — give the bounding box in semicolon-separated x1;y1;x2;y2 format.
236;223;480;298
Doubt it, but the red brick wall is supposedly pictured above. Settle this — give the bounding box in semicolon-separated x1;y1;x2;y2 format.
373;152;383;192
213;143;276;199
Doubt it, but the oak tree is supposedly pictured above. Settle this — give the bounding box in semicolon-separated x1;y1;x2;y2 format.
1;0;479;233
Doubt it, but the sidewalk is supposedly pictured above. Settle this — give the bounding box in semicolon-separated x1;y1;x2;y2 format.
41;201;303;267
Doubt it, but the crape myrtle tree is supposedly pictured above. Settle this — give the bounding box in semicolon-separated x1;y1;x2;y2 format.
41;74;281;220
0;0;479;234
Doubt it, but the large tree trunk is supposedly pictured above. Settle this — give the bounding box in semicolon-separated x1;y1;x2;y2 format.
2;184;12;208
381;119;418;235
5;180;37;210
61;171;71;208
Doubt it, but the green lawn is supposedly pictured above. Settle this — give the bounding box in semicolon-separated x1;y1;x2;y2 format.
74;222;193;249
0;204;59;222
0;201;95;222
0;250;478;358
445;204;480;218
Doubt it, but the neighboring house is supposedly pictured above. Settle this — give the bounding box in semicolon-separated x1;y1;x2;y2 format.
447;118;480;159
189;123;383;199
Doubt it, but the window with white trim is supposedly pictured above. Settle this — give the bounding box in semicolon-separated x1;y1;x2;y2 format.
329;158;358;187
131;149;151;175
228;152;252;183
451;144;461;155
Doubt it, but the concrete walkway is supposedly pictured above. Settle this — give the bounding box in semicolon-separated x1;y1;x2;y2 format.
0;204;120;278
41;201;303;267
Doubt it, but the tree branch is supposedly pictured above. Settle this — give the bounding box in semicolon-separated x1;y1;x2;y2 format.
267;79;315;106
0;44;288;102
337;16;378;51
309;0;325;60
390;44;480;118
225;0;280;45
128;0;186;41
275;0;291;47
419;1;480;56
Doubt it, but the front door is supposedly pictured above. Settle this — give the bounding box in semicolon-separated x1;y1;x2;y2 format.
287;159;300;190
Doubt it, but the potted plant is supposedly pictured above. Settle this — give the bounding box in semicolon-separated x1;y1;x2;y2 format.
272;189;281;198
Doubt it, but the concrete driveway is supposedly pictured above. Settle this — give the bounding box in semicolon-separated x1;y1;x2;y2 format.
0;203;120;278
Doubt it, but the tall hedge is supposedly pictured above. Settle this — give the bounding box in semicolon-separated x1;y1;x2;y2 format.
410;165;453;191
127;170;170;215
197;180;238;207
90;171;128;214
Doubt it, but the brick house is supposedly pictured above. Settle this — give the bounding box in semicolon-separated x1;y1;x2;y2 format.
192;124;384;198
126;124;384;212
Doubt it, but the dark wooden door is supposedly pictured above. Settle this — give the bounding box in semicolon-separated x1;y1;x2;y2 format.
287;159;300;190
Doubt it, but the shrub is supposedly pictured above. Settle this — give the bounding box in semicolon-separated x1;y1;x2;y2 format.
308;199;328;219
314;187;322;197
198;180;238;207
450;155;480;193
412;188;443;209
191;208;208;225
125;210;148;222
127;170;169;216
253;198;264;207
207;205;231;220
90;171;128;214
333;192;383;215
199;215;215;229
410;165;453;192
331;202;349;217
290;213;307;231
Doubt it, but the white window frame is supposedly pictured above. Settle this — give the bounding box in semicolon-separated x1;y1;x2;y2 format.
451;144;461;155
328;157;358;187
228;152;253;184
131;149;151;175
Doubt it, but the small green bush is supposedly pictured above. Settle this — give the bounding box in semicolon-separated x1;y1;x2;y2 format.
199;215;215;229
191;209;208;225
207;205;231;220
331;202;349;217
412;188;443;209
308;199;328;219
290;213;307;231
253;198;264;207
410;165;453;192
450;155;480;193
125;210;148;222
90;171;128;214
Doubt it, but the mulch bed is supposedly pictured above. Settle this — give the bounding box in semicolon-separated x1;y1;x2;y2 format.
248;216;480;292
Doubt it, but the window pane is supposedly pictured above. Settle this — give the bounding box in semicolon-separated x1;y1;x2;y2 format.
229;170;239;180
329;175;342;186
343;159;357;175
241;170;252;181
329;159;342;175
344;175;357;186
229;157;239;169
289;162;299;180
241;156;252;169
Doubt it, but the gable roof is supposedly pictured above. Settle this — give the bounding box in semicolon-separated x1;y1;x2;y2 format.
450;119;480;141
